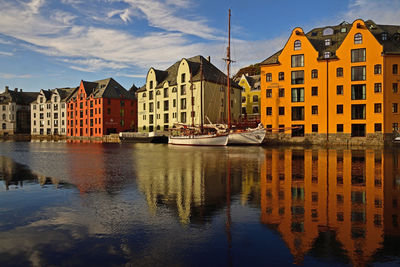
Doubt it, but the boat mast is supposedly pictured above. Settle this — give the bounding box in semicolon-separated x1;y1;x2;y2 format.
200;57;204;133
226;9;232;129
190;67;194;127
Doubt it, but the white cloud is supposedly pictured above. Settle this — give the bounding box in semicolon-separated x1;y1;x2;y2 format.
0;73;32;79
26;0;46;14
345;0;400;24
0;51;13;56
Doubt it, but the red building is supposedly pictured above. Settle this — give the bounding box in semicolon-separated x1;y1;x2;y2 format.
66;78;137;137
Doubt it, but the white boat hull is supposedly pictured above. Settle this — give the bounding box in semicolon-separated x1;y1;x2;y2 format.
228;128;266;145
168;134;229;146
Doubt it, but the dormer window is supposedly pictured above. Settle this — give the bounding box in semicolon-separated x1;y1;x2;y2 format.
340;27;347;33
149;81;153;89
294;40;301;51
382;32;388;41
354;33;362;44
181;73;186;83
142;92;147;97
325;39;331;46
323;27;334;36
324;52;330;59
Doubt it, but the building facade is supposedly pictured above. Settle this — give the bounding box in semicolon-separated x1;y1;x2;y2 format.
66;78;137;137
236;74;261;119
137;55;242;132
31;88;74;136
261;19;400;145
0;86;38;136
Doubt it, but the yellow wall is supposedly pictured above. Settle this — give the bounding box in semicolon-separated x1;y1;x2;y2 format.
238;75;261;116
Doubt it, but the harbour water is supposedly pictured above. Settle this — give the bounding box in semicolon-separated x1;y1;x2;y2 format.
1;142;400;266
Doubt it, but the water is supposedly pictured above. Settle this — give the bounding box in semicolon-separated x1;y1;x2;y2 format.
0;142;400;266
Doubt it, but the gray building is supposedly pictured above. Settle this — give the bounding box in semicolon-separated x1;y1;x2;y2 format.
31;88;75;136
0;86;38;136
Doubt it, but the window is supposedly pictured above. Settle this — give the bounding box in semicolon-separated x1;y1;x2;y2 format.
242;96;246;103
393;123;399;131
311;69;318;79
351;66;366;81
149;102;154;112
266;107;272;116
351;48;366;62
312;124;318;133
323;27;334;36
374;103;382;113
294;40;301;50
180;84;186;95
266;89;272;98
374;83;382;93
292;107;304;121
253;95;259;102
337;124;344;133
181;73;186;83
352;124;366;137
173;99;176;108
337;85;344;95
337;104;343;114
311;105;318;115
393;103;398;113
341;27;347;33
325;39;331;46
149;91;154;100
393;83;398;93
311;87;318;96
292;88;304;102
382;32;388;41
278;72;284;81
279;88;285;97
266;73;272;82
150;81;153;89
394;64;399;74
375;123;382;132
324;52;330;59
291;71;304;84
291;54;304;67
164;100;169;111
164;88;168;98
352;104;366;119
279;107;285;115
336;67;343;77
354;33;362;44
181;98;187;109
164;113;169;123
351;84;366;100
374;64;382;74
252;106;259;114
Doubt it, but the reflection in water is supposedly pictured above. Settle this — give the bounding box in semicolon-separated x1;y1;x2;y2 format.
261;149;400;266
1;143;400;266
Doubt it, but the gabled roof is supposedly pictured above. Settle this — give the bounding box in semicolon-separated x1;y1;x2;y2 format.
0;89;39;105
54;87;75;101
144;55;241;91
68;78;135;100
260;19;400;65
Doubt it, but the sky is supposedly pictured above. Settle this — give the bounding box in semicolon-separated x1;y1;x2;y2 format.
0;0;400;92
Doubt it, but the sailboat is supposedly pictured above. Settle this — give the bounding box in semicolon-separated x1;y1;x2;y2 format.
224;9;267;145
168;58;229;146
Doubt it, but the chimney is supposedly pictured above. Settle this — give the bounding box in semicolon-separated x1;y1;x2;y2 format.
20;89;23;92
5;86;9;93
207;56;211;62
14;88;18;92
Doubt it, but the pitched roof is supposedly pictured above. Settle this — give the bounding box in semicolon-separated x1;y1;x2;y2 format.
0;89;39;105
69;78;136;100
261;20;400;65
147;55;241;91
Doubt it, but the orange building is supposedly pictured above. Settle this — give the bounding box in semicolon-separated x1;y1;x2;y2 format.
260;19;400;145
66;78;137;137
260;148;386;266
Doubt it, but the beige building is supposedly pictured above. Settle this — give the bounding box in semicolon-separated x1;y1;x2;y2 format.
137;55;242;132
31;88;74;136
0;86;38;136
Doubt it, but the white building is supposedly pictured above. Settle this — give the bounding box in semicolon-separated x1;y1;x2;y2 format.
31;88;74;136
137;55;242;132
0;86;38;136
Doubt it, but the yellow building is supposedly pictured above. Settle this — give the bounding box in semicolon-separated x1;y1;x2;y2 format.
137;55;242;132
236;74;261;119
260;19;400;145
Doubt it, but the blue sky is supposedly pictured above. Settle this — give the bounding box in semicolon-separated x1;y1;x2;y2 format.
0;0;399;92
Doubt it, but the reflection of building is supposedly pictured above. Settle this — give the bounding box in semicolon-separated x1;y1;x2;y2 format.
261;149;386;266
134;146;248;223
